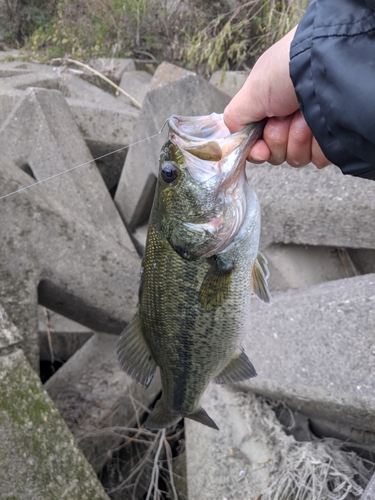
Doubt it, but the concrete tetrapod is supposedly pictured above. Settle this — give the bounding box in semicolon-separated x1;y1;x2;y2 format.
0;157;140;369
0;304;109;500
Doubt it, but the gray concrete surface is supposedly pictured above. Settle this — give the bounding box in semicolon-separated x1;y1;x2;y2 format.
114;62;231;230
0;305;109;499
45;333;161;472
0;88;25;126
209;70;248;98
0;267;40;371
0;87;134;249
362;472;375;500
247;162;375;250
0;302;22;349
118;69;152;106
237;273;375;446
63;75;139;149
186;385;371;500
87;57;136;84
0;67;60;91
0;157;140;366
38;306;94;362
185;386;275;499
264;244;357;292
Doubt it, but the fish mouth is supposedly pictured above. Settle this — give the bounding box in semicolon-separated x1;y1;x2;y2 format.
168;113;266;181
166;114;266;258
168;113;229;142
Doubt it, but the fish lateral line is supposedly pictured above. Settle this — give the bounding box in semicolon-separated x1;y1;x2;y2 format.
0;119;169;202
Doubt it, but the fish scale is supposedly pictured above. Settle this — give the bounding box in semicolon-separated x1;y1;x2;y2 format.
117;113;270;429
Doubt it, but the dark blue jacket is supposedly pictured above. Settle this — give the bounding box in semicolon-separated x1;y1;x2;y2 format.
289;0;375;180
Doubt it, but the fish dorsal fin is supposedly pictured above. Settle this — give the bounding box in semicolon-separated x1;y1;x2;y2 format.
185;141;222;161
116;312;157;388
251;252;271;304
187;407;219;430
214;347;257;384
199;257;234;309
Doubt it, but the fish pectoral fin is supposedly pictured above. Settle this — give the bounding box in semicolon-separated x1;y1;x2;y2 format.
144;399;181;430
116;311;157;389
199;256;234;309
185;141;222;161
251;252;272;304
187;407;219;430
214;347;257;384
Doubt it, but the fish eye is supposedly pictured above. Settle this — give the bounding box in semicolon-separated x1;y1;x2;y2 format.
161;161;180;184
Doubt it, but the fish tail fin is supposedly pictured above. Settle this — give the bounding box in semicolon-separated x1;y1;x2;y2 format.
144;399;182;430
187;407;219;431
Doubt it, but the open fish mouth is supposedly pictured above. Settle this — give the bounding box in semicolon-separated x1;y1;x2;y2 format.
164;114;266;259
167;113;266;182
168;113;230;142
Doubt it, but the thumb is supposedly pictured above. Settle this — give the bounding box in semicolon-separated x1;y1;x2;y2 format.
224;26;299;133
224;76;267;133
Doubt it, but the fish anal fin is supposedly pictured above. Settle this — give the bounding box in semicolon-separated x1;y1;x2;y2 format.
251;252;271;304
214;347;257;384
187;407;219;430
199;257;234;309
116;312;157;389
144;399;181;430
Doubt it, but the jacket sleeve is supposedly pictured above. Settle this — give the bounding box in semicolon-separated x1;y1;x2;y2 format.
289;0;375;180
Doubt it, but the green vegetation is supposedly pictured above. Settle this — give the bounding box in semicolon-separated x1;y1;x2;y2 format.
0;0;308;72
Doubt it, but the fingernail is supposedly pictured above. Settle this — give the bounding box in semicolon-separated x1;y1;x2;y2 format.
251;155;268;162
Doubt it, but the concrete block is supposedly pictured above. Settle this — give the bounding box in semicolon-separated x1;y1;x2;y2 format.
209;70;249;98
79;58;136;92
264;244;357;293
0;48;22;61
0;157;140;367
0;268;40;371
186;385;371;500
362;473;375;500
132;223;148;256
38;306;94;362
0;302;22;348
236;273;375;445
0;87;135;249
114;62;231;229
0;68;60;91
0;306;109;499
118;69;152;106
45;333;161;472
88;57;136;83
66;97;138;159
59;74;139;189
185;386;273;499
0;60;51;77
0;88;25;127
247;162;375;250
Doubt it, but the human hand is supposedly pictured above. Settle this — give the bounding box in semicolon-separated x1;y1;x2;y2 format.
223;27;330;169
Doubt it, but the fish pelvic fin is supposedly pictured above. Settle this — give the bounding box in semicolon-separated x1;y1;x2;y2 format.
199;256;234;309
187;407;219;430
144;399;182;430
214;347;257;384
251;252;272;304
116;311;157;389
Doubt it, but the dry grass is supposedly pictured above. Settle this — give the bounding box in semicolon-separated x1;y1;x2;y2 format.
89;424;186;500
20;0;309;73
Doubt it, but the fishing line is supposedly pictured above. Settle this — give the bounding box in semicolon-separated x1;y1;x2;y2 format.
0;119;169;201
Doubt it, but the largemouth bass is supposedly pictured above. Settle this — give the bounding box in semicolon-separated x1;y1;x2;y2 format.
117;113;270;430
